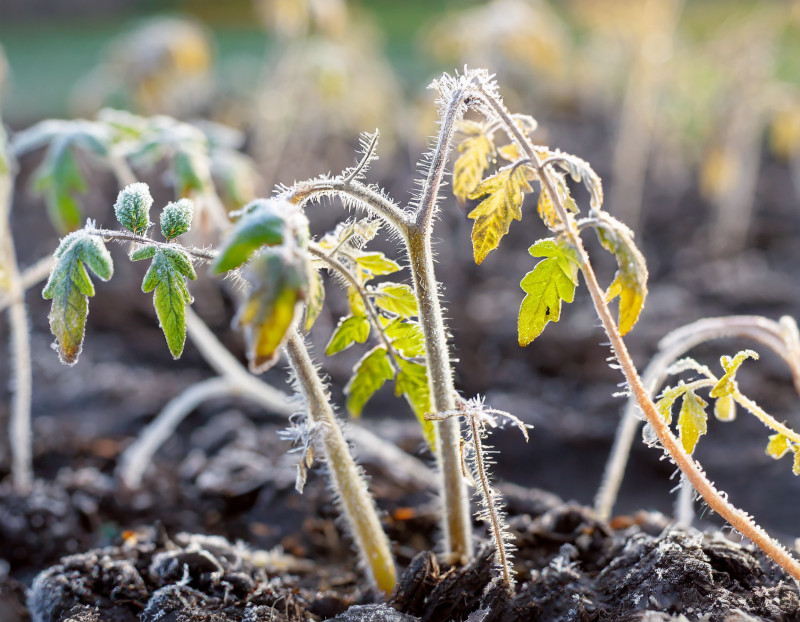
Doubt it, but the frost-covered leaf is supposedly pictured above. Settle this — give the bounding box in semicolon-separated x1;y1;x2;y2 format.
304;268;325;331
160;198;194;241
42;229;113;364
710;350;758;399
518;238;579;346
213;199;305;273
656;384;688;426
766;433;790;460
348;286;366;316
114;182;153;234
355;252;401;277
235;249;308;372
384;318;425;358
394;359;435;449
374;283;418;318
468;165;533;264
346;346;394;417
595;214;648;335
548;152;603;210
677;389;708;454
497;143;521;162
326;315;370;355
453;128;495;202
713;394;737;422
793;444;800;476
139;247;197;358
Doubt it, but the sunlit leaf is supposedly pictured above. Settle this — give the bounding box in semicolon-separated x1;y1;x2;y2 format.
326;315;370;355
395;359;435;449
518;238;579;346
710;350;758;399
355;252;401;276
453;132;495;202
656;384;688;426
677;389;708;454
114;183;153;234
384;318;425;358
160;198;194;241
346;346;394;417
793;443;800;476
548;152;603;210
137;247;197;358
468;165;533;264
42;229;113;364
713;395;737;422
766;433;790;460
374;283;418;318
304;268;325;331
235;249;308;373
497;143;521;162
595;214;648;335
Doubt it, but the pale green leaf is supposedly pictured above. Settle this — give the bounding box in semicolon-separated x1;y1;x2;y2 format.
677;389;708;454
518;238;579;346
374;283;418;318
326;315;370;355
394;359;435;449
345;346;394;417
384;318;425;358
355;252;401;277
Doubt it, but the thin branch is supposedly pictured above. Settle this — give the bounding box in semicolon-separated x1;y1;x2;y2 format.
91;227;217;262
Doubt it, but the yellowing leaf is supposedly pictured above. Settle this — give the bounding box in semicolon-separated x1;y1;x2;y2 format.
596;214;648;335
710;350;758;399
468;165;533;264
793;443;800;476
766;433;790;460
355;252;401;277
394;359;435;449
348;286;366;316
326;315;370;355
713;394;737;422
656;384;688;425
374;283;418;318
518;238;579;346
453;134;495;202
497;143;521;162
677;389;708;454
304;268;325;331
346;346;394;417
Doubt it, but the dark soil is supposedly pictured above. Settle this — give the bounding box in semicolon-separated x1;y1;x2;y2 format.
4;109;800;620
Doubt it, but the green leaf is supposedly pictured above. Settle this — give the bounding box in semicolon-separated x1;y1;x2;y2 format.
130;245;158;261
42;229;113;364
160;198;194;240
518;238;579;346
348;286;366;316
355;252;401;277
345;346;394;417
114;183;153;234
394;359;435;449
213;199;297;273
235;249;308;372
326;315;370;355
141;247;197;358
384;318;425;358
374;283;418;318
304;268;325;331
174;146;211;197
677;389;708;454
32;138;87;233
766;433;790;460
468;165;533;264
710;350;758;399
595;214;648;335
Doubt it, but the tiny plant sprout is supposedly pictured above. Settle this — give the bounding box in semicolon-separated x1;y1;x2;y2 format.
113;182;153;234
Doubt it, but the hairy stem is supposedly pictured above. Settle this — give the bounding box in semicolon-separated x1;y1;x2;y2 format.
284;331;396;593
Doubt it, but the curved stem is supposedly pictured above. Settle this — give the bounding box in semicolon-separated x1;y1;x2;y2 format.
284;331;396;593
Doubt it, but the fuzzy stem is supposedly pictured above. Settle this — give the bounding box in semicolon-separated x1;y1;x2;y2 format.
468;415;513;591
284;331;396;593
595;315;800;520
91;228;216;262
478;84;800;581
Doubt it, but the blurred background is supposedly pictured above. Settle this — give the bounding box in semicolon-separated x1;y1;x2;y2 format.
4;0;800;550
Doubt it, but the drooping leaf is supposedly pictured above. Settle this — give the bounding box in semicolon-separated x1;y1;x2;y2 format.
467;165;533;264
304;268;325;331
326;315;370;355
235;249;308;372
713;395;737;422
160;198;194;241
139;247;197;358
677;389;708;454
42;229;114;364
595;213;648;335
549;152;603;210
374;283;418;318
536;172;577;230
766;433;790;460
656;384;688;426
518;238;579;346
384;318;426;358
345;346;394;417
710;350;758;399
395;359;435;449
355;252;401;277
213;199;304;273
453;132;495;202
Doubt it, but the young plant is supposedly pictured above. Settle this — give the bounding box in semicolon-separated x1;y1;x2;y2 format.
445;70;800;580
41;184;397;593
